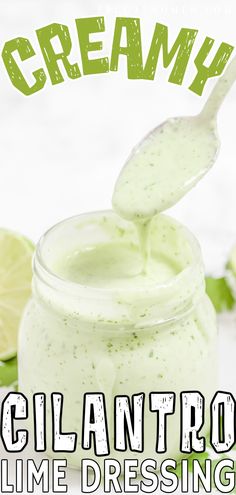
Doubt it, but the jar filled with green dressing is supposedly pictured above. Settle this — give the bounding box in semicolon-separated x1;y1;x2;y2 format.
18;210;217;467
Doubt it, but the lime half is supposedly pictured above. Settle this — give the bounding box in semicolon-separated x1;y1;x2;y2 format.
0;229;34;361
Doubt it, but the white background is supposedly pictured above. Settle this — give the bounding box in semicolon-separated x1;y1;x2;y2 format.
0;1;236;493
0;0;236;275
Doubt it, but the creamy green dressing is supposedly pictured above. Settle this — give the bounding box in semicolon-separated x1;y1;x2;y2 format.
53;114;219;284
19;55;236;468
112;117;218;222
53;241;179;289
19;212;217;467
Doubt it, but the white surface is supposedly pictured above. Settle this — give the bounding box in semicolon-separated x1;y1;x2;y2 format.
0;1;236;493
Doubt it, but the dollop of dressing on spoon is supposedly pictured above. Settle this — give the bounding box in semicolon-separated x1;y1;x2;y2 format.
112;117;218;221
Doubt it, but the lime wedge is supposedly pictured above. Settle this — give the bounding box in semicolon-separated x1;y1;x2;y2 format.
0;229;34;361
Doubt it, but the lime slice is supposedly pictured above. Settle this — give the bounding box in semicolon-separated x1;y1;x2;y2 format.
0;229;34;361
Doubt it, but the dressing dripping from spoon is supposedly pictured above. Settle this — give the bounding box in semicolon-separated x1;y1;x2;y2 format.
112;54;236;273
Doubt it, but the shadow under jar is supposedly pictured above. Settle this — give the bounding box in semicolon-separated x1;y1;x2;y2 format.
18;210;218;467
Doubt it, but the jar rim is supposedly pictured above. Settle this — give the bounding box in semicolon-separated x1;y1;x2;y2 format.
34;210;205;326
35;210;202;289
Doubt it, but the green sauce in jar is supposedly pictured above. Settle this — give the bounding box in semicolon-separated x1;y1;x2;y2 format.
19;211;217;467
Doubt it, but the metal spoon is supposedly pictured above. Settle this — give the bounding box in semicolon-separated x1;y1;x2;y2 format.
112;55;236;222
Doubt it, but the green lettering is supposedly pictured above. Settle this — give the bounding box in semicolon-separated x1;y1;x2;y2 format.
76;17;109;75
110;17;143;79
189;38;234;95
2;37;46;96
36;23;81;85
143;23;198;83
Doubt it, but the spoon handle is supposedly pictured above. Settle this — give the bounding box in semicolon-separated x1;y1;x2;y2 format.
200;53;236;121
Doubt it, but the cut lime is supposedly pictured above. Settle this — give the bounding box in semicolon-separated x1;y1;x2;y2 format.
0;229;34;361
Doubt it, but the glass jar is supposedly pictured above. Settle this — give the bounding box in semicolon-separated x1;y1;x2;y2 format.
18;211;218;467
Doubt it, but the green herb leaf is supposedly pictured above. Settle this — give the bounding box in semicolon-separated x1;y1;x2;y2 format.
0;356;18;388
205;277;235;313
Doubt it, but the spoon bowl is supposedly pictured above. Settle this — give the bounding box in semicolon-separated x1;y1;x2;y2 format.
113;53;236;222
112;115;219;221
